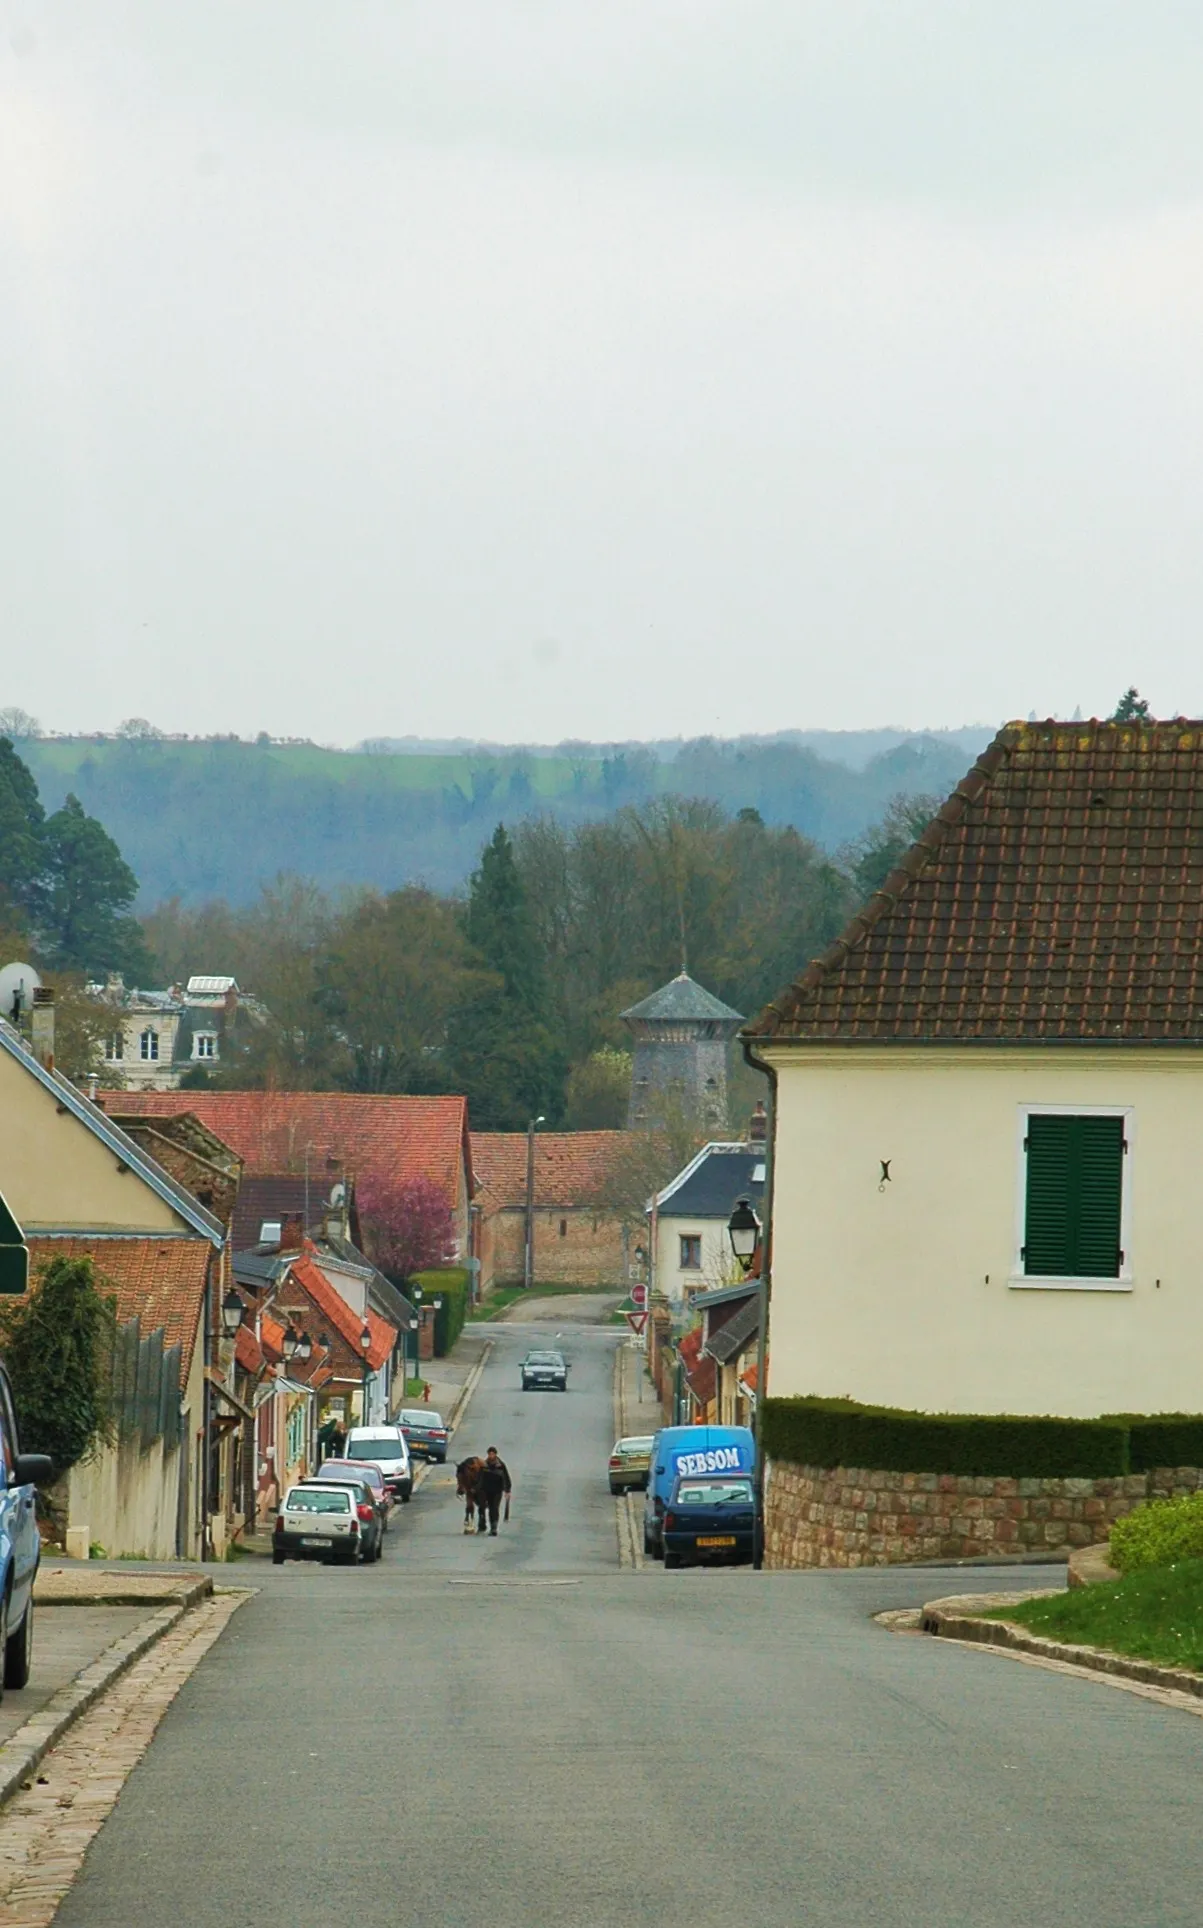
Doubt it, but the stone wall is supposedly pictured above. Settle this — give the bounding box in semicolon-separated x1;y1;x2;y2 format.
484;1206;628;1289
764;1458;1203;1569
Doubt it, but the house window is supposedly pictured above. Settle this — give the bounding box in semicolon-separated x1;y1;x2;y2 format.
679;1234;702;1270
139;1028;159;1062
194;1033;217;1060
1019;1111;1129;1283
104;1034;124;1062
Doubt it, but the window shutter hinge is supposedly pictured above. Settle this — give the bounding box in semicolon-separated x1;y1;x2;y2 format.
1122;1138;1128;1153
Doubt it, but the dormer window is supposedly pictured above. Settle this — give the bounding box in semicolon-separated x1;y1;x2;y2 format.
193;1032;217;1060
139;1028;159;1062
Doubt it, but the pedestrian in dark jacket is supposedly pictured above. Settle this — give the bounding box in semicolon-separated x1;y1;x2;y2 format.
476;1447;512;1537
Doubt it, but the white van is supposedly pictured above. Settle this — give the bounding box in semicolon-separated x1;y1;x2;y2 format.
343;1425;413;1502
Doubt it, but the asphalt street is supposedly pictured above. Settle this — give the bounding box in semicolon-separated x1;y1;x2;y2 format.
55;1323;1203;1928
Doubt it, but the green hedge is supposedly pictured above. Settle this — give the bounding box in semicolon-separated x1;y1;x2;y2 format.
1127;1417;1203;1473
410;1268;470;1357
762;1397;1130;1480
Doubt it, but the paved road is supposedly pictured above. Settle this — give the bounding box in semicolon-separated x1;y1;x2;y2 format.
500;1291;623;1323
55;1327;1203;1928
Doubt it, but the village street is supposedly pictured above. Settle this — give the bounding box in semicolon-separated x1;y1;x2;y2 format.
35;1323;1203;1928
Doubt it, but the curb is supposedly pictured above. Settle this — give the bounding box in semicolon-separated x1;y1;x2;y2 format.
613;1341;645;1572
920;1597;1203;1702
0;1599;193;1812
35;1574;211;1610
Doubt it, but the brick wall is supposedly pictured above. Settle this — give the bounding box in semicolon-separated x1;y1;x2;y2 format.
764;1459;1203;1568
485;1206;628;1289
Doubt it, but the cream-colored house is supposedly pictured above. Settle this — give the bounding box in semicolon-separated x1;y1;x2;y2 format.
650;1142;766;1305
0;1016;224;1557
748;720;1203;1422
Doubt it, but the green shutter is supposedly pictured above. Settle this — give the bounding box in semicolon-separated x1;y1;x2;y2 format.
1024;1114;1124;1279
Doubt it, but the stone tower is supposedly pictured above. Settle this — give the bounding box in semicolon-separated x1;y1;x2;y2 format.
621;972;744;1130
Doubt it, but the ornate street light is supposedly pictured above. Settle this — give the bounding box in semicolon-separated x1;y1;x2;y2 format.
282;1324;299;1362
727;1196;760;1273
221;1287;245;1337
295;1330;313;1363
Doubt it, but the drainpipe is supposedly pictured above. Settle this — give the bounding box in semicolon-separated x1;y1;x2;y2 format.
741;1037;776;1571
200;1253;215;1562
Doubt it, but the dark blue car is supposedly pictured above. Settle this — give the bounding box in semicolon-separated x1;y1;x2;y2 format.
662;1471;758;1570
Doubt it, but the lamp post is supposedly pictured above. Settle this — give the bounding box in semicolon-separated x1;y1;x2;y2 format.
727;1197;760;1275
360;1320;372;1424
221;1287;245;1340
282;1324;299;1365
728;1174;769;1569
524;1114;545;1291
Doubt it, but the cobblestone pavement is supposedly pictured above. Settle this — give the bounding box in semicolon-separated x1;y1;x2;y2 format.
0;1593;248;1927
0;1610;151;1751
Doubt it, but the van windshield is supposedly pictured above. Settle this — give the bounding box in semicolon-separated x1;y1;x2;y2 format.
675;1480;754;1506
347;1437;400;1458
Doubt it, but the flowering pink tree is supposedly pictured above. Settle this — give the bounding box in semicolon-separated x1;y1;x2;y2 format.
358;1173;455;1282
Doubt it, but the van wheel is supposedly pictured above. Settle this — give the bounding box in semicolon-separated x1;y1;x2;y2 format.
664;1552;682;1570
3;1594;30;1690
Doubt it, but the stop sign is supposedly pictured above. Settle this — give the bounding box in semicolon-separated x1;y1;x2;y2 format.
631;1281;648;1310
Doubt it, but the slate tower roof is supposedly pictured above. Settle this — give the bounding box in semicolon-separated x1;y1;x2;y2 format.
749;719;1203;1045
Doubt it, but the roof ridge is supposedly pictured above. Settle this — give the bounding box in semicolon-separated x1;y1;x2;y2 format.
752;723;1020;1035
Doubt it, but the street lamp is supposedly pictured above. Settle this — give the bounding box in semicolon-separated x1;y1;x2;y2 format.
282;1324;299;1363
360;1320;372;1424
524;1114;545;1291
295;1329;313;1364
727;1197;760;1274
221;1287;245;1338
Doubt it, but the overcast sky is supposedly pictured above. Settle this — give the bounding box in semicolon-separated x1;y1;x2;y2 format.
3;3;1203;744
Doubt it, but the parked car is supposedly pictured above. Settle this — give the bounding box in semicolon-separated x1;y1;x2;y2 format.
398;1409;449;1463
0;1360;50;1694
662;1471;758;1569
295;1474;384;1560
644;1425;755;1559
343;1425;413;1502
608;1435;654;1494
273;1485;368;1566
520;1349;569;1392
310;1458;393;1530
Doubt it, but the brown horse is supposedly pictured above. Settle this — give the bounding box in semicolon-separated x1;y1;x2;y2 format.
456;1456;483;1533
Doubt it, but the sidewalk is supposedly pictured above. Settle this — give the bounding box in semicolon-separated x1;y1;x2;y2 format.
618;1339;663;1438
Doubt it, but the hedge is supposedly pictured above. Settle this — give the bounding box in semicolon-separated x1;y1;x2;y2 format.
409;1268;470;1358
762;1397;1130;1480
1126;1417;1203;1473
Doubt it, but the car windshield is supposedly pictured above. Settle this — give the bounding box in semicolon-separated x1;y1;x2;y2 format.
347;1436;401;1458
286;1489;350;1514
526;1353;563;1366
400;1411;443;1428
675;1479;754;1506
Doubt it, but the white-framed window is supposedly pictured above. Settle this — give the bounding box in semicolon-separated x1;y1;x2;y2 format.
139;1028;159;1062
1011;1105;1134;1292
679;1233;702;1270
193;1032;217;1060
104;1033;124;1062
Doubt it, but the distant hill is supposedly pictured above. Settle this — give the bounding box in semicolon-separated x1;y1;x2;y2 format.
19;728;996;908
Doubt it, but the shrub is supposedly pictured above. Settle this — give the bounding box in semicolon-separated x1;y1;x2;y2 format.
762;1396;1129;1480
1110;1493;1203;1574
410;1267;470;1357
1127;1417;1203;1473
0;1256;117;1477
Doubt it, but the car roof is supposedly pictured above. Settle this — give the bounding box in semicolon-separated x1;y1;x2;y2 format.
615;1435;654;1449
318;1459;383;1476
346;1426;403;1438
399;1409;443;1423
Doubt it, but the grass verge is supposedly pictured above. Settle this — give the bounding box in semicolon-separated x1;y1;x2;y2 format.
982;1558;1203;1672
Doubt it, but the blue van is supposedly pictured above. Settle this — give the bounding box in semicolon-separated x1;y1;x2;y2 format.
643;1425;755;1560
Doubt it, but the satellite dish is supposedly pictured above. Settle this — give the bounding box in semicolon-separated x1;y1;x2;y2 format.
0;963;41;1026
328;1181;347;1208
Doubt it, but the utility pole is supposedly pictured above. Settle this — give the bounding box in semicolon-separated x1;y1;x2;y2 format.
523;1114;545;1290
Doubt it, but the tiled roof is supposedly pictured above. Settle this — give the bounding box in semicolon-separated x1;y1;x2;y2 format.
26;1235;210;1378
704;1295;760;1365
751;720;1203;1043
235;1323;264;1373
622;973;744;1026
229;1174;314;1252
288;1253;395;1371
97;1092;473;1210
654;1144;766;1219
472;1132;628;1210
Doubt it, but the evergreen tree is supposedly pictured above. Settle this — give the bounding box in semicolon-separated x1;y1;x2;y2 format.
1111;687;1152;722
0;1255;116;1477
41;795;150;978
0;736;46;924
446;823;566;1127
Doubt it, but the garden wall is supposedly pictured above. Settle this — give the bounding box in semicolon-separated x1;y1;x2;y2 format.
764;1460;1203;1569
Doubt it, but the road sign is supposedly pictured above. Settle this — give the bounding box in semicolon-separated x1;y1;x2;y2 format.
625;1310;648;1336
630;1282;648;1310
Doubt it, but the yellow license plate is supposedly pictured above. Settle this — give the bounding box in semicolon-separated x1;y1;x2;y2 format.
696;1536;736;1548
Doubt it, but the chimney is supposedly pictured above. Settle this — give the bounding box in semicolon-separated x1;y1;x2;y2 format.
31;987;54;1070
278;1215;305;1254
747;1100;767;1146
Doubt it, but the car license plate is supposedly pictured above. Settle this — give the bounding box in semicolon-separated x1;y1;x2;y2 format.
301;1537;327;1548
696;1536;737;1548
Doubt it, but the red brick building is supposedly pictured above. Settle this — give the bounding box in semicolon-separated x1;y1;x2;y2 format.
472;1132;632;1290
